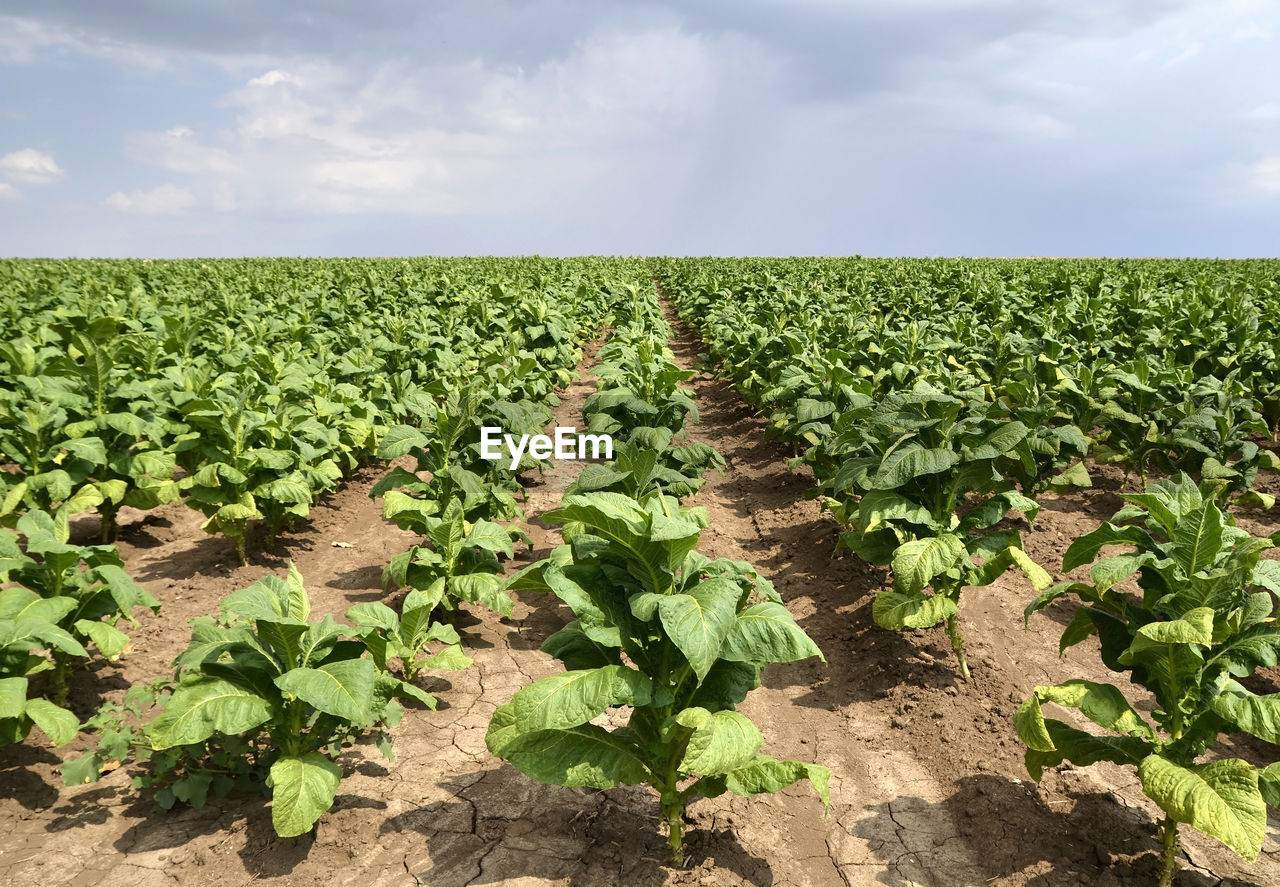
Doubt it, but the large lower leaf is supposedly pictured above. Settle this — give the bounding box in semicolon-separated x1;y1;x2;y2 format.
1018;681;1156;747
496;722;652;789
1021;719;1152;781
1210;689;1280;744
24;697;79;746
891;535;965;595
269;752;341;838
1138;755;1266;861
722;755;831;810
0;677;25;719
149;676;274;748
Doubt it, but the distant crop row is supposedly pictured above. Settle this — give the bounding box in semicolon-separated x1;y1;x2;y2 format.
0;257;639;557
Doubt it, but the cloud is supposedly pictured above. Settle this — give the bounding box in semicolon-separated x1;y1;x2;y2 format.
0;182;19;201
1247;157;1280;194
121;26;758;216
0;148;65;184
1;1;1280;256
102;183;196;213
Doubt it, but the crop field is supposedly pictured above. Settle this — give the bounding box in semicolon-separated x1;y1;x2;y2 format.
2;257;1279;887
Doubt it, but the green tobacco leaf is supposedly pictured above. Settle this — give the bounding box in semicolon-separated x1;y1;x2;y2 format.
891;535;965;595
377;425;432;460
1009;547;1051;591
1062;523;1153;572
856;489;936;532
344;602;399;634
74;619;130;660
507;666;651;734
719;602;823;665
541;622;623;670
657;578;739;681
1259;762;1280;808
1021;718;1153;781
1048;461;1091;490
0;587;76;624
269;752;341;838
1088;554;1150;593
284;563;311;622
274;659;375;723
495;722;652;789
677;708;763;776
1138;756;1266;861
1210;689;1280;744
873;589;957;630
149;676;274;748
546;493;701;591
1126;607;1214;658
24;698;80;746
966;421;1029;459
1022;681;1155;742
1170;502;1224;576
450;573;514;616
723;755;831;810
868;446;959;490
222;576;307;625
0;678;25;719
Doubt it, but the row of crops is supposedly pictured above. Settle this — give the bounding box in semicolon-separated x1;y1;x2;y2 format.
4;255;1280;885
0;257;636;557
653;257;1280;885
0;260;826;864
0;258;645;828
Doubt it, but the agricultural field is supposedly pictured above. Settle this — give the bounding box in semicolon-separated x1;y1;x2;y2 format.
1;256;1279;887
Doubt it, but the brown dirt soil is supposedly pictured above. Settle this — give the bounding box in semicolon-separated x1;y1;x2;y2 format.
2;312;1279;887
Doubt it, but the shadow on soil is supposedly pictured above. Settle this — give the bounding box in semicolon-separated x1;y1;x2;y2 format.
0;743;62;810
851;773;1224;887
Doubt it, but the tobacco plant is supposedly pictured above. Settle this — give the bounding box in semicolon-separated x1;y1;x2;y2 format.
65;565;434;837
0;589;83;749
345;593;471;684
818;382;1050;678
487;492;829;864
380;498;519;616
568;430;725;500
1020;475;1280;885
1;509;158;703
373;385;545;532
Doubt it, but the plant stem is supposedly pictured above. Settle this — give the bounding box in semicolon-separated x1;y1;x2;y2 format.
944;614;971;681
51;653;72;706
662;794;685;866
1157;817;1180;887
100;502;118;543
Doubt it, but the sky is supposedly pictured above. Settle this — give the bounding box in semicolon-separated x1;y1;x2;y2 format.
0;0;1278;258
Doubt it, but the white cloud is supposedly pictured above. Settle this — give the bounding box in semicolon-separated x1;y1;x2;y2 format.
1244;103;1280;121
102;183;196;214
0;148;65;184
1248;157;1280;194
0;182;19;201
121;26;751;216
247;69;304;89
